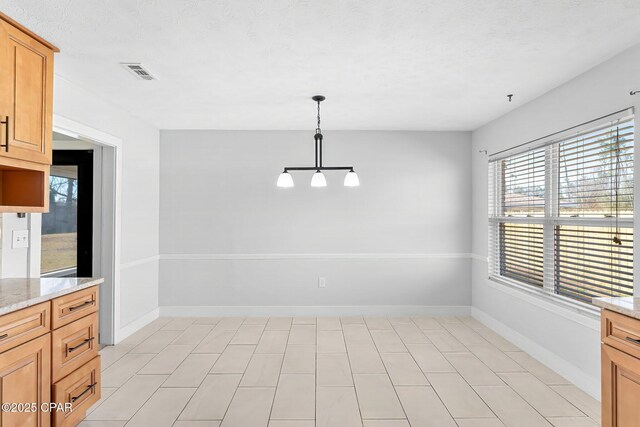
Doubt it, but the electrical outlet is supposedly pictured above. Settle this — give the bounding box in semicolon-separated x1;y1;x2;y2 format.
318;277;326;288
12;230;29;249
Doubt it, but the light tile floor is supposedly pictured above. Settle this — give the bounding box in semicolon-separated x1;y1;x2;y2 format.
80;316;601;427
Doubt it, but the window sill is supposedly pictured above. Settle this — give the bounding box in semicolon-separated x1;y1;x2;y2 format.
485;275;601;327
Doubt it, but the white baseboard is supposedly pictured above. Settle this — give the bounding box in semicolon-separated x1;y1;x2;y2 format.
472;307;600;400
160;253;473;260
159;305;471;317
116;307;160;344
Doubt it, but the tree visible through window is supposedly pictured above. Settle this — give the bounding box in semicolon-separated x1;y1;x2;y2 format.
41;166;78;275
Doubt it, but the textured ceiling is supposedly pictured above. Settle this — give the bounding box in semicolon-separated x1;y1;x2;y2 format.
2;0;640;130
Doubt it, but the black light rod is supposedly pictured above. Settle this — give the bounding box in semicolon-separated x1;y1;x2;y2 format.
315;139;318;168
284;166;354;171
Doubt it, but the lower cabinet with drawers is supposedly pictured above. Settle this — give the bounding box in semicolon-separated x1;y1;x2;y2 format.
0;285;100;427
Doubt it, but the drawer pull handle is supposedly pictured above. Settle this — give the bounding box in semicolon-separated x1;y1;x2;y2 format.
625;336;640;345
71;382;97;403
68;337;94;353
0;116;8;152
68;300;94;311
0;334;8;340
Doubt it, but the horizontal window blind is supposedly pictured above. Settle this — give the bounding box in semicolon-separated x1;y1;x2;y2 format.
557;117;634;218
499;223;544;287
488;109;634;304
502;148;546;217
555;226;633;302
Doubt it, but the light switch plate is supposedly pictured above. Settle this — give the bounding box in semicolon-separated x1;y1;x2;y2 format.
12;230;29;249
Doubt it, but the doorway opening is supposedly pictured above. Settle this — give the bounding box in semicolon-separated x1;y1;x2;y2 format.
41;150;93;277
37;126;119;345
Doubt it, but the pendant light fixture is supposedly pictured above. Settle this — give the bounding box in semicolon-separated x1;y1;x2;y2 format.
311;170;327;187
276;171;294;188
277;95;359;188
344;170;359;187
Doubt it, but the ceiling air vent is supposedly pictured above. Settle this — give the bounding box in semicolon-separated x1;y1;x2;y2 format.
121;63;156;81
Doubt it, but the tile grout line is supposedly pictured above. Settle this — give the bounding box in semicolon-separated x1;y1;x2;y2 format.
419;316;504;423
122;318;199;426
213;317;255;424
368;317;412;422
341;316;366;427
452;317;558;425
265;317;292;424
172;317;224;424
391;318;431;386
88;318;173;420
350;316;380;425
403;316;459;425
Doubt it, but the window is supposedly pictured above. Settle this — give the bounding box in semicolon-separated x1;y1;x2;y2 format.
489;110;634;304
41;166;79;275
41;150;94;278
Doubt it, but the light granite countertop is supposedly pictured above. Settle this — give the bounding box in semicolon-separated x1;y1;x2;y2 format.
0;277;103;316
593;296;640;321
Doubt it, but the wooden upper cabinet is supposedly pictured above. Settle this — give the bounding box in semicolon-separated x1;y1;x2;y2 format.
0;14;56;165
0;13;57;213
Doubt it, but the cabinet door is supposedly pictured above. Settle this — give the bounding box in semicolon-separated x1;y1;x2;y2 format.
602;343;640;427
0;18;53;165
0;333;51;427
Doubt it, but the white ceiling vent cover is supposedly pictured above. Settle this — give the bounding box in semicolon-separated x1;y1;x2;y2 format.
121;63;156;80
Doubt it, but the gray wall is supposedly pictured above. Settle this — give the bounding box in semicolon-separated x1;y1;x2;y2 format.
471;42;640;398
159;130;472;310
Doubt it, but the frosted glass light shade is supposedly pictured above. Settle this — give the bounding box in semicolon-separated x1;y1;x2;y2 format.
277;172;294;188
311;171;327;187
344;170;360;187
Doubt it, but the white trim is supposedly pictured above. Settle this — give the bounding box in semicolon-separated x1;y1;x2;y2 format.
116;307;160;343
160;252;473;261
472;253;489;262
470;253;488;263
53;115;122;147
121;255;160;270
160;305;471;317
483;276;600;328
27;214;41;278
53;114;123;345
472;307;600;400
473;252;602;324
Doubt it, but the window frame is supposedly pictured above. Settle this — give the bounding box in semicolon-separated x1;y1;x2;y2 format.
488;109;635;309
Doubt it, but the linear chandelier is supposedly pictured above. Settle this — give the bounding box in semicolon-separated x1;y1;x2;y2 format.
277;95;359;188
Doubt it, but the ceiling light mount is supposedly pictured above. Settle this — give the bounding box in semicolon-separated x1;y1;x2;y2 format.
277;96;359;188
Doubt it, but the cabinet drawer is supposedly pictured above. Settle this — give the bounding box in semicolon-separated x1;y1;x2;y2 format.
52;356;100;427
51;287;98;330
602;309;640;359
52;312;98;383
0;301;50;354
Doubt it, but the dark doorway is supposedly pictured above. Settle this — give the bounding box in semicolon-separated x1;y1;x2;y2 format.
41;150;93;277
